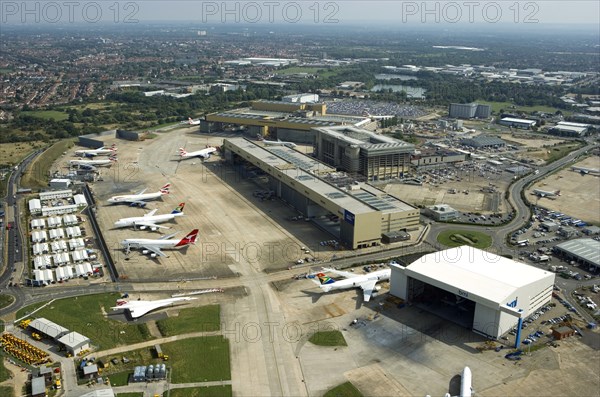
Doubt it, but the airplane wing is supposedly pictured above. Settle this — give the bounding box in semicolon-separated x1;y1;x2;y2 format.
322;268;357;279
135;188;148;195
144;209;158;217
159;231;178;240
129;200;148;206
358;280;378;302
135;221;169;229
140;244;166;257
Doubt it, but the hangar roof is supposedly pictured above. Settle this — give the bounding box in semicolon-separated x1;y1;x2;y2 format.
406;246;553;305
555;238;600;266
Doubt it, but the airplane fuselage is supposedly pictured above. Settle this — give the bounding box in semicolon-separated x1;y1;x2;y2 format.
121;238;179;250
70;159;113;166
180;147;217;159
114;213;182;228
322;269;390;292
75;149;115;157
108;192;163;204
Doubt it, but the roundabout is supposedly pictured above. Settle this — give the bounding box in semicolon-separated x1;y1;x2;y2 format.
436;229;493;249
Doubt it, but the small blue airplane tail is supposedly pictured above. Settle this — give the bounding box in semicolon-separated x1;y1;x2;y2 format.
172;202;185;214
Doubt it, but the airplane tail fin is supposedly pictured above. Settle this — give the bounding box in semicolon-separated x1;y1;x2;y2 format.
175;229;199;247
316;273;335;285
188;117;194;124
556;190;561;196
160;183;171;195
179;147;188;156
172;202;185;214
109;155;118;162
116;299;128;306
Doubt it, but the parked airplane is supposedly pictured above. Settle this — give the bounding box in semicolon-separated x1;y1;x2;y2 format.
70;156;117;170
187;117;201;125
363;110;394;120
74;144;117;158
179;147;217;160
426;366;473;397
310;267;391;302
111;296;196;318
262;139;297;148
113;202;185;230
120;229;199;258
107;183;171;207
532;189;561;198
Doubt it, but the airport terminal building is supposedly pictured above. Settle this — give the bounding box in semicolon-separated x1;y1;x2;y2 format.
222;138;420;249
390;247;555;338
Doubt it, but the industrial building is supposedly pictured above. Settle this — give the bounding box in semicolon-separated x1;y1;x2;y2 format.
553;239;600;271
411;148;466;168
460;136;506;148
423;204;459;221
313;126;415;180
549;121;590;136
28;318;69;341
222;138;420;249
58;331;91;355
499;117;537;129
31;376;46;397
40;189;73;201
390;246;555;339
448;103;491;119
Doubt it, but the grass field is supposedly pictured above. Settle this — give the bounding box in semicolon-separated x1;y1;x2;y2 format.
16;293;153;350
115;393;142;397
0;385;14;397
0;294;15;310
546;143;583;164
99;336;230;384
108;371;132;387
164;337;230;383
0;141;45;166
21;110;68;121
308;330;348;347
21;139;74;189
323;382;363;397
156;305;220;337
167;386;232;397
476;100;568;116
437;230;492;249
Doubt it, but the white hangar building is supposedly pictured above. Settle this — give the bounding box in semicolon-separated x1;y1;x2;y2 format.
390;246;555;339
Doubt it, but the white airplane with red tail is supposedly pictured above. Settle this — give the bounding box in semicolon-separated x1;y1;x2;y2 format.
120;229;199;258
179;147;217;160
107;183;171;207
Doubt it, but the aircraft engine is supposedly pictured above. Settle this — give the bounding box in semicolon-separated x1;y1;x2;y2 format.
142;249;150;255
150;253;157;258
139;225;147;230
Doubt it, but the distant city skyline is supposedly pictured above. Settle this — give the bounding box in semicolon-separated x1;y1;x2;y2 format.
1;1;598;28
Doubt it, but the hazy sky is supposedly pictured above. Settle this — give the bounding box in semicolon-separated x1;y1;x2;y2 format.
136;1;598;25
2;1;599;27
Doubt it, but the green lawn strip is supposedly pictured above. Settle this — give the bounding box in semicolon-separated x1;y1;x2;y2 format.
308;330;347;347
156;305;220;336
323;381;363;397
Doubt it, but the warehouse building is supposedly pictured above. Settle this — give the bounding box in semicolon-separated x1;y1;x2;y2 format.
58;331;91;356
28;318;69;341
548;121;590;137
423;204;459;221
553;239;600;271
460;136;506;148
41;204;79;217
313;126;415;180
499;117;537;129
390;246;555;339
30;219;46;229
31;376;46;397
411;148;466;168
39;190;72;201
223;138;420;249
448;103;491;119
29;199;42;215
